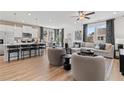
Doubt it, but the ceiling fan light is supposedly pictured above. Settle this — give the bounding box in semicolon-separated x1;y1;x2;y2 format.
80;17;84;20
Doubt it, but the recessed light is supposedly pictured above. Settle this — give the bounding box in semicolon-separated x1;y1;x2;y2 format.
113;12;117;15
27;12;31;16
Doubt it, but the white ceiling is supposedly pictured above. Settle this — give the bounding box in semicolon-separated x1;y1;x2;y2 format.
0;11;124;28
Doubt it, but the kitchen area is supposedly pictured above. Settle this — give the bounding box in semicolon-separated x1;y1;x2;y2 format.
0;20;42;62
0;20;64;62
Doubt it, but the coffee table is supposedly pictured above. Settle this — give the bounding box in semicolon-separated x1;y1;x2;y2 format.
78;49;97;56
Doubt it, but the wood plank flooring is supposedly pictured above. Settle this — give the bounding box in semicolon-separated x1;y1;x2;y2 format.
109;59;124;81
0;54;123;81
0;55;73;81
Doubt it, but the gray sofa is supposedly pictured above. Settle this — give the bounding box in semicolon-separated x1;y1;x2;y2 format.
71;53;113;81
48;48;65;66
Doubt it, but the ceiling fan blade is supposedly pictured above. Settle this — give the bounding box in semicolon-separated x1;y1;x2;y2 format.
76;18;80;21
70;16;79;18
85;17;90;19
85;12;95;16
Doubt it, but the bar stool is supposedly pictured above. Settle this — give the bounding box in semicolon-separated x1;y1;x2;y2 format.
37;44;43;56
37;44;41;56
20;44;31;59
7;45;20;62
42;44;46;54
30;44;38;57
38;43;46;55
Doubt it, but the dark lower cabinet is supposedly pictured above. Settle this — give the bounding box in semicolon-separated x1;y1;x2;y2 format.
119;49;124;75
120;55;124;75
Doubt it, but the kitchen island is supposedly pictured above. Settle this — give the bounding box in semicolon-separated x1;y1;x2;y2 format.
4;43;46;62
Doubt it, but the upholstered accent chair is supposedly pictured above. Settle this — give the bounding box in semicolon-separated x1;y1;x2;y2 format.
71;53;106;81
48;48;65;66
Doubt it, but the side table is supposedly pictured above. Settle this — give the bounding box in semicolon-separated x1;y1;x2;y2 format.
63;54;71;70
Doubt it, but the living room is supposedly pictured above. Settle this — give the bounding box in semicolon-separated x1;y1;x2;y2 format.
1;0;124;92
0;11;124;81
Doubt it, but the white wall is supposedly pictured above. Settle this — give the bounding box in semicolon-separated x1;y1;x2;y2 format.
114;17;124;44
64;23;83;47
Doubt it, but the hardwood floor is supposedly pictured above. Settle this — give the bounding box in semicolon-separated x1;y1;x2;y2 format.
0;54;123;81
0;55;73;81
109;59;124;81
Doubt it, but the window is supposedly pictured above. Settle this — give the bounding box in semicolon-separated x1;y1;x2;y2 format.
85;22;106;43
86;26;95;42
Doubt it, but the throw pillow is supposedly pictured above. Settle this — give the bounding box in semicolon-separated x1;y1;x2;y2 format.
75;44;79;48
106;43;112;50
99;43;106;50
95;44;99;49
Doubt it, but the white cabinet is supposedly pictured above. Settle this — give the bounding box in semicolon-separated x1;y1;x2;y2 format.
14;26;23;37
0;45;4;55
0;31;4;55
0;31;5;38
4;31;14;44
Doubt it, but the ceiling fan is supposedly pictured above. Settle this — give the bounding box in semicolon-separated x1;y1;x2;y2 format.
71;11;95;21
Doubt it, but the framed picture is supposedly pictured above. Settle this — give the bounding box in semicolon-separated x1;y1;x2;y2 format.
75;30;82;41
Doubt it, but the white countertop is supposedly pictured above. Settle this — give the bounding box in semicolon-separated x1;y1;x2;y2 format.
120;49;124;55
4;42;46;46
